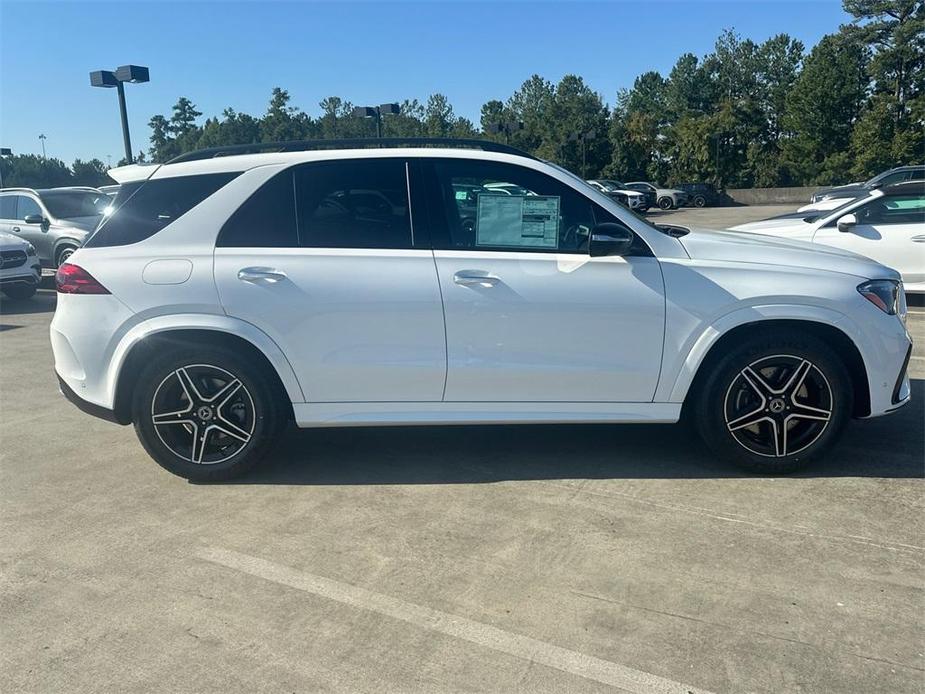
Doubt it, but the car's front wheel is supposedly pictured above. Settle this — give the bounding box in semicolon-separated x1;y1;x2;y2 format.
131;345;286;481
693;195;707;207
658;197;673;210
694;331;852;474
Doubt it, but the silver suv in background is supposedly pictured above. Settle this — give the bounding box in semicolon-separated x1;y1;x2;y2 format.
0;187;108;267
625;181;689;210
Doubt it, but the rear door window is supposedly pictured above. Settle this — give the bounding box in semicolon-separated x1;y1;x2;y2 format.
294;159;412;249
85;172;240;248
217;171;298;247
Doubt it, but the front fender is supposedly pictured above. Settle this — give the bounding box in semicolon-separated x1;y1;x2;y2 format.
105;313;305;406
659;303;858;403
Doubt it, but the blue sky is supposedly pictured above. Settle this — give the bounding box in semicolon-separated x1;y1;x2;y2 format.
1;1;851;164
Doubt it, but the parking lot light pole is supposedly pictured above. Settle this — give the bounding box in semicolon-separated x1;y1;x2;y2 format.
38;134;47;158
486;121;524;144
353;103;401;138
568;130;596;178
90;65;150;164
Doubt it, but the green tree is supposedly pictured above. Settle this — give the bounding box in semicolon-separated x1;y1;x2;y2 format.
845;0;925;178
423;93;455;137
782;31;869;183
71;158;110;186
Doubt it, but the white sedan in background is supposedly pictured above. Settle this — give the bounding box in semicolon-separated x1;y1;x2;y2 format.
731;182;925;293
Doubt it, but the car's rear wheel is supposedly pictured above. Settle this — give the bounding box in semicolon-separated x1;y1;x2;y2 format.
2;283;37;300
658;197;673;210
694;331;852;474
131;346;286;481
693;195;707;207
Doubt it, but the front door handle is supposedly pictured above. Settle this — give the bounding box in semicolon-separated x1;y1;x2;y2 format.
11;226;20;232
912;235;925;243
237;267;288;283
453;271;499;287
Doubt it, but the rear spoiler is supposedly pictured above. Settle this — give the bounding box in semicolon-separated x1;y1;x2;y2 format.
106;163;159;184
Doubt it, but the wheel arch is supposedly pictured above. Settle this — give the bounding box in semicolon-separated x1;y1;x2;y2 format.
52;237;82;265
108;318;304;424
677;318;871;419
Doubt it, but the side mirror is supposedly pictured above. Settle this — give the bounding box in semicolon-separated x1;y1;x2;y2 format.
23;214;45;225
836;213;857;233
589;222;634;257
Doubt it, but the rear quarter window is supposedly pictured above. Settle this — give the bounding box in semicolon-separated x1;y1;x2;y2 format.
85;172;240;248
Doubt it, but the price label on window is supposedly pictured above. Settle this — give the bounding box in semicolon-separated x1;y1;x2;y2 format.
475;194;559;249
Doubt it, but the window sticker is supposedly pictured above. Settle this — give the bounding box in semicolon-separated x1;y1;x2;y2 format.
475;194;559;249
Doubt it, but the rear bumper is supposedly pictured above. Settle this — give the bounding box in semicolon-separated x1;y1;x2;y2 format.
57;374;126;425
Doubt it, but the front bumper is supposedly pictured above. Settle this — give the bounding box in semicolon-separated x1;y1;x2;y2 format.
0;263;41;286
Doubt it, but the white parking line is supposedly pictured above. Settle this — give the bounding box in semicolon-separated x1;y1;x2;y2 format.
197;546;715;694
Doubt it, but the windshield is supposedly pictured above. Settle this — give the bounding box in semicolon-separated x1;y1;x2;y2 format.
804;195;867;224
598;180;628;191
41;191;109;219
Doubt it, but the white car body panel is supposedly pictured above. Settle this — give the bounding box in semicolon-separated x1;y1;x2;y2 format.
797;198;855;213
731;189;925;293
51;147;912;431
433;250;665;402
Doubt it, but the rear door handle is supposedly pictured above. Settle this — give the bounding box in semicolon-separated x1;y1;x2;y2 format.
11;226;20;232
912;235;925;243
237;266;288;283
453;271;499;287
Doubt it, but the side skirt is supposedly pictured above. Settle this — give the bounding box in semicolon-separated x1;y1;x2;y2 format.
293;402;682;428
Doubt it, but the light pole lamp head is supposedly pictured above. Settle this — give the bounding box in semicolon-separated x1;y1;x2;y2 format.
379;103;401;115
115;65;150;84
90;70;119;88
0;148;11;156
353;106;377;118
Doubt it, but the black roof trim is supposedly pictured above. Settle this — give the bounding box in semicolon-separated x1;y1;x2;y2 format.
167;138;536;165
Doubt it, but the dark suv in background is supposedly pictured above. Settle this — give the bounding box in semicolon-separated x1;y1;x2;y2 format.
676;183;721;207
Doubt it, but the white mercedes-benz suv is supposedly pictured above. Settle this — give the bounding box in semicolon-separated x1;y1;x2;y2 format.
50;139;912;481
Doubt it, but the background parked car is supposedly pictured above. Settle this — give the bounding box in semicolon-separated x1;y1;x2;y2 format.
810;164;924;204
0;230;42;300
676;182;721;207
625;181;689;210
731;181;925;294
586;180;648;211
0;187;108;267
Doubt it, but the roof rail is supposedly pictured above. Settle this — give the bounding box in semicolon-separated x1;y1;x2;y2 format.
167;137;536;165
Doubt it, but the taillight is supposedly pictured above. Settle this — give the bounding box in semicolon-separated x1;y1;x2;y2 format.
55;263;110;294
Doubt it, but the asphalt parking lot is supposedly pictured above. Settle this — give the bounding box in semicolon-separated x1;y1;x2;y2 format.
2;204;923;694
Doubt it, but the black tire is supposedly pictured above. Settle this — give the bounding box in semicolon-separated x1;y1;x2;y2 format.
658;197;673;210
56;246;77;266
693;195;707;207
693;330;852;474
131;345;287;481
2;283;37;300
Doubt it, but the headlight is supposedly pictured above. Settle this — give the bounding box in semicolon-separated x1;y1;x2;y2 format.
858;279;905;322
25;243;36;256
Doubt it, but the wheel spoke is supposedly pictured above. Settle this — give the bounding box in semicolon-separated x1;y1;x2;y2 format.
152;410;194;426
190;423;210;464
212;419;251;443
741;366;776;398
787;402;831;422
770;419;788;457
208;378;242;406
175;367;204;405
781;359;812;398
727;407;770;432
